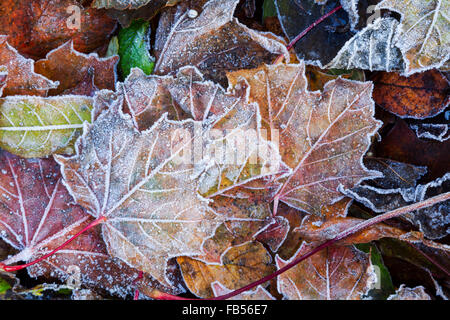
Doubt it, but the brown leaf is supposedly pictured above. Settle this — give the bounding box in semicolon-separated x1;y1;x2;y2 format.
276;242;377;300
0;0;117;59
256;216;290;252
227;63;382;216
0;66;6;96
35;41;118;96
0;36;58;96
154;0;288;86
372;70;449;119
177;241;275;298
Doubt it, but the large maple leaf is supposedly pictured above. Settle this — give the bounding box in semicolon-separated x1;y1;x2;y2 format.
55;102;224;286
376;0;450;75
227;63;382;216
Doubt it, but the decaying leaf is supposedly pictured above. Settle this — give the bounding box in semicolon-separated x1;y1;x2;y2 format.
211;281;275;300
372;69;449;119
376;0;450;75
177;241;275;298
0;36;58;96
227;63;382;216
341;158;427;213
34;41;118;96
341;158;449;240
154;0;288;86
0;0;117;58
410;123;449;142
0;95;93;158
255;216;290;252
54;102;224;286
327;18;404;72
376;120;450;180
276;242;377;300
387;285;431;300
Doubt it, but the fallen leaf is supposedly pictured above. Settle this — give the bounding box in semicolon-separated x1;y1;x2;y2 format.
387;284;431;300
410;123;449;142
55;102;223;286
376;119;450;180
34;41;118;96
341;158;427;213
0;95;93;158
276;242;377;300
227;63;382;216
0;36;58;96
154;0;288;86
211;281;275;300
372;69;449;119
0;0;117;59
376;0;450;75
327;18;404;72
177;241;275;298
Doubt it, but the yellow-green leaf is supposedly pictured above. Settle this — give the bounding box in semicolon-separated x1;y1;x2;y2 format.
0;95;92;158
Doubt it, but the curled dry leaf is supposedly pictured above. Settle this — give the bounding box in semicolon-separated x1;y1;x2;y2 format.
376;0;450;75
211;281;275;300
0;0;117;59
154;0;289;86
0;36;58;97
54;103;223;287
177;241;275;298
327;18;404;72
410;123;450;142
276;242;377;300
227;63;382;216
35;41;119;96
342;158;449;240
372;69;450;119
387;284;431;300
0;95;93;158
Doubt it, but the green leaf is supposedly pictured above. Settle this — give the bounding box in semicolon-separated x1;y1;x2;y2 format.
356;243;395;300
0;278;11;295
118;19;155;78
0;96;93;158
263;0;277;19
